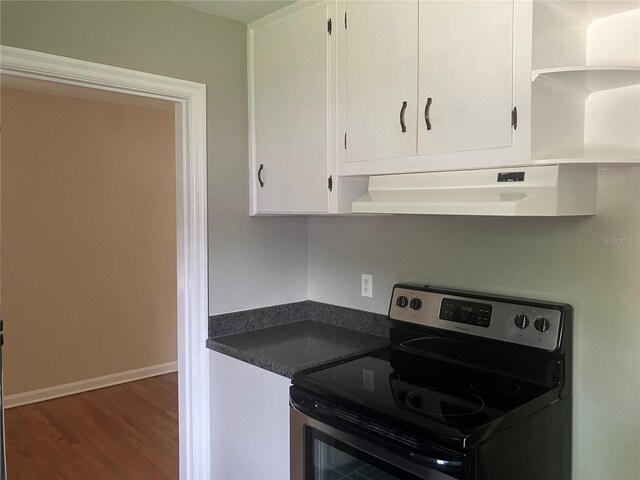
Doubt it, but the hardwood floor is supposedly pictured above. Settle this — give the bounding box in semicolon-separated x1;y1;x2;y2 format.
5;373;178;480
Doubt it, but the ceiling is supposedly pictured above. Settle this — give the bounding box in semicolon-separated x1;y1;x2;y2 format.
173;1;296;24
174;1;640;25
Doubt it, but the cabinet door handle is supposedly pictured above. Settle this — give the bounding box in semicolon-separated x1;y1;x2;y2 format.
258;164;264;187
424;97;432;131
400;101;408;133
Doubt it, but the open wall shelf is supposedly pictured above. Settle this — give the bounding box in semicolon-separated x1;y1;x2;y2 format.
532;66;640;96
532;3;640;167
540;1;640;24
531;158;640;168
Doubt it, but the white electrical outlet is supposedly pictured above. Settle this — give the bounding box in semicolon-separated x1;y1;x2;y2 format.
361;274;373;298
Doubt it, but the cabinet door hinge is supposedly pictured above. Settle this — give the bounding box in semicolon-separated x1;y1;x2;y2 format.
344;132;347;150
328;175;333;192
328;18;332;35
344;12;347;29
511;107;518;130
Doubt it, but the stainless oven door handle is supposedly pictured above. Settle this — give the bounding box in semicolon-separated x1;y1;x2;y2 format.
290;403;461;480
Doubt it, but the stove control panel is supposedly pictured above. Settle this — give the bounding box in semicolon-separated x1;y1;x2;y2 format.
439;298;492;328
390;285;564;351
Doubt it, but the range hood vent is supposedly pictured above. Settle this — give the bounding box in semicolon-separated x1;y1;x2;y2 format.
352;165;598;216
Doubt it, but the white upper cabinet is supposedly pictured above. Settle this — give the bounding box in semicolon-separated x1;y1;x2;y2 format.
339;0;529;176
344;1;419;163
248;0;639;215
418;1;514;156
250;2;335;214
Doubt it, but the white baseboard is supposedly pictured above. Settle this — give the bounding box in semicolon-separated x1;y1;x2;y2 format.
5;361;178;409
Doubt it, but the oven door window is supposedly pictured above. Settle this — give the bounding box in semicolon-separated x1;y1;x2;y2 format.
305;428;423;480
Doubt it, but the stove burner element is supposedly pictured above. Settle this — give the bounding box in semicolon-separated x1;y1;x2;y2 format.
390;356;420;370
333;367;400;390
406;387;484;417
471;378;521;396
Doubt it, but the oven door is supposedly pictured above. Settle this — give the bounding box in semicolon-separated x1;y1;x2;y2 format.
290;402;465;480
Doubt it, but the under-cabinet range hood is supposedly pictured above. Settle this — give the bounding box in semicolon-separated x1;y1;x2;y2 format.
351;164;599;216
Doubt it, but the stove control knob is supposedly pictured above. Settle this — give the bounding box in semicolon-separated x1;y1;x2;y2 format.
409;298;422;310
396;296;409;308
534;317;550;333
514;314;529;329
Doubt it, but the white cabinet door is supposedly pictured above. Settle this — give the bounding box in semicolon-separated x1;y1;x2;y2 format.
252;2;332;214
345;0;419;163
418;1;514;156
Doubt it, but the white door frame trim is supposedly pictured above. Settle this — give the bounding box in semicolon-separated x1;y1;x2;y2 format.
0;46;210;480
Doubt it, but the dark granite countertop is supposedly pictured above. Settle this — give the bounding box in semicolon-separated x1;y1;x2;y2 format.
207;319;389;379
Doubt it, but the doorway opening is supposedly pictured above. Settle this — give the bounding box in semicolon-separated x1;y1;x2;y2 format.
2;78;178;478
0;46;209;479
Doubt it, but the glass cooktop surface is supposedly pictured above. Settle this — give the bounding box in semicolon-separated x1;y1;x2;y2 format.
300;347;555;435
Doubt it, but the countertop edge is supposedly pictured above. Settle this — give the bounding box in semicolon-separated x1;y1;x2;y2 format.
206;321;390;379
207;338;297;378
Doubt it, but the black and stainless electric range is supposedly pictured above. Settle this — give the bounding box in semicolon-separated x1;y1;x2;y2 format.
290;284;572;480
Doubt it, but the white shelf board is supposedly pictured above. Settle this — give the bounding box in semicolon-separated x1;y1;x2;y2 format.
550;1;640;22
532;66;640;95
531;158;640;168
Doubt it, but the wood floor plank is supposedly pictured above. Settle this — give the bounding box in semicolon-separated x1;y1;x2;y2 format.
124;375;177;416
81;392;177;475
6;405;64;448
6;373;178;480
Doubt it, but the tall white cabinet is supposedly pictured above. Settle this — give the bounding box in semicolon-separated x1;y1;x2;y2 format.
249;1;336;214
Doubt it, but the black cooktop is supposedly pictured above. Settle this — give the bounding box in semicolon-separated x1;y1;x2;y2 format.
294;346;561;448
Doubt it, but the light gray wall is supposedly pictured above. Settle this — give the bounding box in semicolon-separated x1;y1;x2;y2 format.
0;0;309;316
308;167;640;480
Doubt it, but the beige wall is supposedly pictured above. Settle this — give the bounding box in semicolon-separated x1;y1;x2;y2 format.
1;87;177;395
